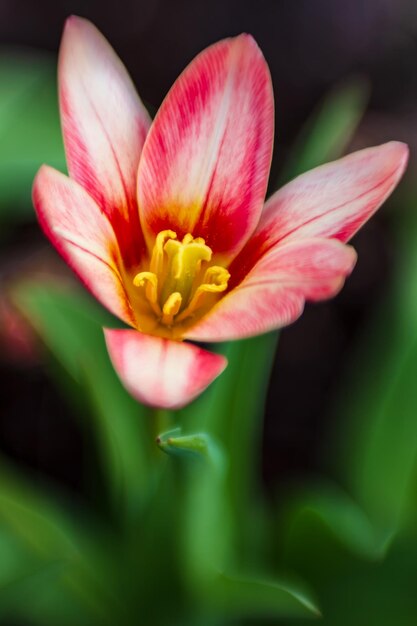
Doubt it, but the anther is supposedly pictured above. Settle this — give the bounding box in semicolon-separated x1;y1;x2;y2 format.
161;292;182;326
150;230;177;275
133;271;162;316
176;266;230;322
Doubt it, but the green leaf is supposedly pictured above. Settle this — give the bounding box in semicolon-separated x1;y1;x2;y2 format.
0;462;78;562
0;460;142;625
210;571;320;619
181;334;278;502
168;440;319;622
0;525;43;587
168;334;278;601
330;205;417;547
279;76;369;184
284;481;384;560
0;562;85;626
0;554;124;626
14;282;153;524
160;428;231;584
180;333;279;568
284;531;417;626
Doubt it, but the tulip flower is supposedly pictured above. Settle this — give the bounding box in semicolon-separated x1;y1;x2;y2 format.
33;17;408;409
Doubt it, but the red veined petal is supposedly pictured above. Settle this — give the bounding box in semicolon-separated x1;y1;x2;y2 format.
137;34;274;262
104;329;227;409
185;237;356;341
238;142;408;273
33;165;135;326
59;16;151;266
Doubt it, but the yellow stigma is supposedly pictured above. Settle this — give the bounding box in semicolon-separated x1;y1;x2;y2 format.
133;230;230;328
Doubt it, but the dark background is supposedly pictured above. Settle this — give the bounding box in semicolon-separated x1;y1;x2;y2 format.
0;0;415;499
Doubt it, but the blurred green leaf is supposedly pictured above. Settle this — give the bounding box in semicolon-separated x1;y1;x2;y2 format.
14;282;153;524
278;76;369;185
158;426;319;621
278;201;417;579
284;481;383;560
0;52;65;216
0;452;144;625
173;334;278;605
163;429;231;585
0;555;124;626
0;562;85;626
0;525;42;587
211;571;320;620
284;528;417;626
329;212;417;546
183;334;279;566
0;467;99;623
0;461;78;562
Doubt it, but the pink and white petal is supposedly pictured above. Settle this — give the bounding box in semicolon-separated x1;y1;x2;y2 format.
33;165;135;326
186;238;357;342
137;34;274;261
59;16;151;265
240;142;408;271
104;329;227;409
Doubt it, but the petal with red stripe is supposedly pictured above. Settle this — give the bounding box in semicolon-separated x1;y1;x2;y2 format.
243;142;408;270
138;34;274;261
104;329;227;409
59;16;151;266
33;165;135;326
186;238;357;342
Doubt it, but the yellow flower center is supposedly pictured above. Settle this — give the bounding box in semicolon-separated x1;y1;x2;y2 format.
133;230;230;328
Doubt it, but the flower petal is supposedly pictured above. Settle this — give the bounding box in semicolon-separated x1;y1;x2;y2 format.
137;34;274;261
59;16;151;266
185;238;357;341
33;165;135;326
104;329;227;409
243;142;408;265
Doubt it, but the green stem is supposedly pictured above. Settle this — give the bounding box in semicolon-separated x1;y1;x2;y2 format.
155;408;174;435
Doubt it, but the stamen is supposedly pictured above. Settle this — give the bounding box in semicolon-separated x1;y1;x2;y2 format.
133;271;162;316
161;292;182;326
176;266;230;322
202;266;231;290
162;237;212;304
150;230;177;275
132;230;231;329
182;233;194;245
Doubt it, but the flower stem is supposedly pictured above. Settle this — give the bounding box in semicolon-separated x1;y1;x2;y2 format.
153;408;174;444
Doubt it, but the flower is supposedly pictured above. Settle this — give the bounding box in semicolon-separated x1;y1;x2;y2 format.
33;16;408;410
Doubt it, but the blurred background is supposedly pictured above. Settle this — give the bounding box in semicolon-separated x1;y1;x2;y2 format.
0;1;417;625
